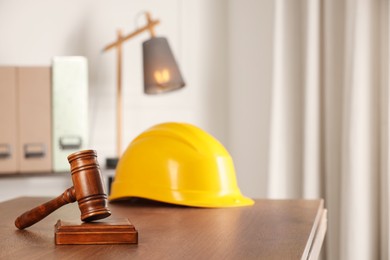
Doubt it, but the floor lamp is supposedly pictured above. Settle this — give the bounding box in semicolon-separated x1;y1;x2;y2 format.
103;11;185;169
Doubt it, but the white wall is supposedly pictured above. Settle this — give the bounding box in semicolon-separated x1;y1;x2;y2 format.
0;0;230;201
0;175;73;202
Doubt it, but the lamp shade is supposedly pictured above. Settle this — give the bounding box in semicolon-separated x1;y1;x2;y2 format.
143;37;185;94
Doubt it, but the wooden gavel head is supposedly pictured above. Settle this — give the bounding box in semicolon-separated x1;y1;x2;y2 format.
68;150;111;222
15;149;111;229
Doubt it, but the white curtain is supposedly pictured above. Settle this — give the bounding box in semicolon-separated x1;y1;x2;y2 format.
267;0;389;259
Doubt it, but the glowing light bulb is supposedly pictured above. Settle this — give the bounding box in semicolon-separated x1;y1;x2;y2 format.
154;69;171;85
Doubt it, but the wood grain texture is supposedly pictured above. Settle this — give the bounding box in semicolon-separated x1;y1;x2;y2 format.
1;197;326;260
55;218;138;245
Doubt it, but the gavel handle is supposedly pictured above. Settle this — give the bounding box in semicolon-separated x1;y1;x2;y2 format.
15;187;77;230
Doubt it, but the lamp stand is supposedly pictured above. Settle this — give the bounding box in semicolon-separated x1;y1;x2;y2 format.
103;12;160;169
105;29;123;169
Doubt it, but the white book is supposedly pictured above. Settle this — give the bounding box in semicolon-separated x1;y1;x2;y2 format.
52;57;88;172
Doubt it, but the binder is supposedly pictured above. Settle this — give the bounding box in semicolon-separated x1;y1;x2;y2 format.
18;67;52;173
52;57;88;172
0;67;18;174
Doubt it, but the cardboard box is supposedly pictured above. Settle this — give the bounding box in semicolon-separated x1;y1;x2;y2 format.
0;67;18;174
18;67;52;173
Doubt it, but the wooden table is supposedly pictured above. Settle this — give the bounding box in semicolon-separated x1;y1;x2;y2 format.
0;197;327;260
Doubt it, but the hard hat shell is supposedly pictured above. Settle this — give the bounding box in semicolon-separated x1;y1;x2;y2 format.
110;122;254;207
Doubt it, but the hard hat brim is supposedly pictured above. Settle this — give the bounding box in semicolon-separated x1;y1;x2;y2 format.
109;183;254;208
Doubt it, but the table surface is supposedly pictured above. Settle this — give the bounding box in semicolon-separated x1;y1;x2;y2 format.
0;197;326;260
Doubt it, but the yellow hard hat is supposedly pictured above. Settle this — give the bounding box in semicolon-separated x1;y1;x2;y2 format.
109;122;254;207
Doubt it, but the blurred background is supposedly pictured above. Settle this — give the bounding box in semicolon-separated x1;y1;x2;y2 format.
0;0;269;200
0;0;389;259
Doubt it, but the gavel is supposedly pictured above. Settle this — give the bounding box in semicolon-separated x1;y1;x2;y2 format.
15;150;111;230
